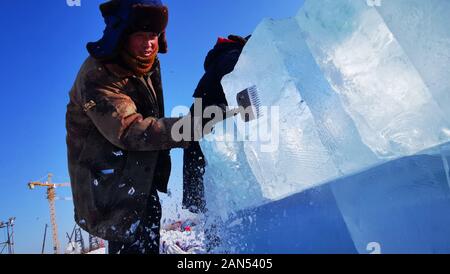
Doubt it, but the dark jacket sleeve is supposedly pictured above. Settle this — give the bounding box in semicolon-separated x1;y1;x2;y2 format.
193;47;243;106
182;44;244;213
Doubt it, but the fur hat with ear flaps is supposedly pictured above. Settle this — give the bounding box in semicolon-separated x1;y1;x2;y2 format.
87;0;169;60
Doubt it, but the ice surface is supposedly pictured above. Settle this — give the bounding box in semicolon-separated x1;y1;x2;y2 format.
200;120;268;218
199;0;450;253
216;153;450;254
201;0;450;215
296;0;450;157
375;0;450;120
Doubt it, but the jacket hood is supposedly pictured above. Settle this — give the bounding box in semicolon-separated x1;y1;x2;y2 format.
87;0;169;61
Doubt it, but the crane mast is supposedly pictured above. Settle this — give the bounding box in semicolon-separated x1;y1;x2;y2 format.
28;173;70;254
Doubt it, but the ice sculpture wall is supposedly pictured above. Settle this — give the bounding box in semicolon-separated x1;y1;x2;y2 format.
199;0;450;253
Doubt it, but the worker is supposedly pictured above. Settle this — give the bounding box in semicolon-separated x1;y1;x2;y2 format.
66;0;221;254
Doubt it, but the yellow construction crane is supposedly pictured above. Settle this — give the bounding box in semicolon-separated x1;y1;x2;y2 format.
28;173;70;254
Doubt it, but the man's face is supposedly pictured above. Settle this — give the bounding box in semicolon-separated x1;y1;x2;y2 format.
126;31;159;58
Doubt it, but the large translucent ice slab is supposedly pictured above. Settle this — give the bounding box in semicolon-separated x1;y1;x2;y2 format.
200;0;450;220
297;0;450;157
216;153;450;254
376;0;450;120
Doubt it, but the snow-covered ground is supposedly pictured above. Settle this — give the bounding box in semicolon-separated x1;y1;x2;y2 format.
86;247;106;254
160;225;206;254
159;179;208;254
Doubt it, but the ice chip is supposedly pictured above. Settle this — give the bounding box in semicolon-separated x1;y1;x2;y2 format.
101;169;114;175
113;150;124;157
129;220;140;234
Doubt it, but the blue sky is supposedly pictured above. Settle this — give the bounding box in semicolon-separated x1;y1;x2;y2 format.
0;0;304;254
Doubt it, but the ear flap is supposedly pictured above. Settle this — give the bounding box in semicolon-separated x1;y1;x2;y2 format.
158;31;168;54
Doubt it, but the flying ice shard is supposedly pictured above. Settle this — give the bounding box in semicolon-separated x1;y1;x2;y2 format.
200;0;450;253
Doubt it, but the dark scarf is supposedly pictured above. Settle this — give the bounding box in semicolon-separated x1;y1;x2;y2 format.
120;49;157;77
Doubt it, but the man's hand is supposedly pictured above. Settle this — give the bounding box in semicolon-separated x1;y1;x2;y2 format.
172;104;228;143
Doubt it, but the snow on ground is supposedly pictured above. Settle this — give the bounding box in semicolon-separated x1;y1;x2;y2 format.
159;184;208;254
86;247;106;254
160;218;207;254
